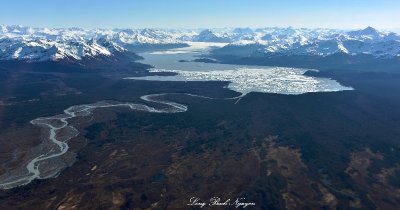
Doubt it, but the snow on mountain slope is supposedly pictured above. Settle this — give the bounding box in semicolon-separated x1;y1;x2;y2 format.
193;29;233;43
218;27;400;58
0;36;119;61
0;25;399;62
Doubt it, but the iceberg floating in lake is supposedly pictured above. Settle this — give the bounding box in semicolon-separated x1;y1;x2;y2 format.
125;67;353;95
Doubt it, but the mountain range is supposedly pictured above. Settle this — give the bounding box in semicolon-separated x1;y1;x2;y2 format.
1;25;399;62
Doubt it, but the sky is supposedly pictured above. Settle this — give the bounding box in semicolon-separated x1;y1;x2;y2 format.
1;0;400;30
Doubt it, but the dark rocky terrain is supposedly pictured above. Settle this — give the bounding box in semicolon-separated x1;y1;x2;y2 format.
0;56;400;209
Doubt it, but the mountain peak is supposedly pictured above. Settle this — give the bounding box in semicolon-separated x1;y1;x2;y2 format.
347;26;381;40
1;25;399;61
362;26;378;34
233;27;253;34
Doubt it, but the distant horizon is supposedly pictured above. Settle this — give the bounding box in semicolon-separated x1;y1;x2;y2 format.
2;23;400;33
1;0;399;31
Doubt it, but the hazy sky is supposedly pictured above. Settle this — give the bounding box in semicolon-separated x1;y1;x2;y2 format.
1;0;399;29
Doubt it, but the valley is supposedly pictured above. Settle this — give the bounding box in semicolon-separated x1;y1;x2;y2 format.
0;26;400;209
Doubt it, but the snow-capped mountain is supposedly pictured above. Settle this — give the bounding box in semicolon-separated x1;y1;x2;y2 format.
0;26;123;61
0;25;399;62
214;27;400;58
0;37;121;61
193;29;232;43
